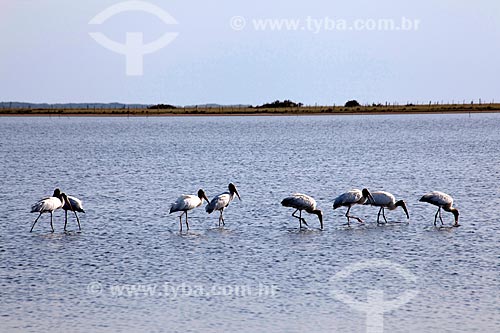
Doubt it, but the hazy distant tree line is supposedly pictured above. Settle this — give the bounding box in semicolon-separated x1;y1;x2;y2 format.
147;104;177;109
2;98;495;111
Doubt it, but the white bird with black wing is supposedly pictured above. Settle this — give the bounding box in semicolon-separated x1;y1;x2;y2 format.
333;188;374;225
170;189;210;231
419;191;459;227
30;188;69;233
364;191;409;224
281;193;323;230
206;183;241;226
62;194;85;231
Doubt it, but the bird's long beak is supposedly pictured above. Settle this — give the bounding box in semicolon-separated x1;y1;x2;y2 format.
402;202;410;219
235;189;241;201
203;193;210;203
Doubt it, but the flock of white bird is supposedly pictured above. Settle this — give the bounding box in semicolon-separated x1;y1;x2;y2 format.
284;189;458;230
30;184;460;232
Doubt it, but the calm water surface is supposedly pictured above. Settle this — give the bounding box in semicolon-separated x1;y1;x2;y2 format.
0;114;499;332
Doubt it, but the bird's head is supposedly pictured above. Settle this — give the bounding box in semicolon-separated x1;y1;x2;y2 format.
452;208;460;225
198;189;210;203
229;183;241;200
60;192;73;210
395;200;410;219
314;210;324;230
362;188;375;204
53;188;61;197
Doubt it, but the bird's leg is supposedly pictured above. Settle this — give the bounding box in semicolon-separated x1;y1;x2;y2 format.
218;210;224;227
377;207;383;224
382;208;388;223
179;212;183;232
438;208;444;225
292;210;308;228
345;206;351;225
185;211;189;231
353;216;364;223
50;212;54;233
74;212;81;231
434;208;439;226
346;206;364;224
292;209;302;228
220;209;225;226
30;213;42;232
64;210;68;231
299;210;308;227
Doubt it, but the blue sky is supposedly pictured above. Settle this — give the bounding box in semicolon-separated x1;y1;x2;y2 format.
1;0;499;106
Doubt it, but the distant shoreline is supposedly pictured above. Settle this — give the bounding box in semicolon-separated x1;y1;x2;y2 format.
1;104;499;117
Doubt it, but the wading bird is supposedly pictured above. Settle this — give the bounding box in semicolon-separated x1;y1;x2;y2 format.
206;183;241;226
281;193;323;230
170;189;210;231
333;188;375;225
364;191;409;224
30;188;69;233
62;194;85;231
419;191;459;227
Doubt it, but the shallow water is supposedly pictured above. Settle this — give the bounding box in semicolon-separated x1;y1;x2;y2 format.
0;114;499;332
